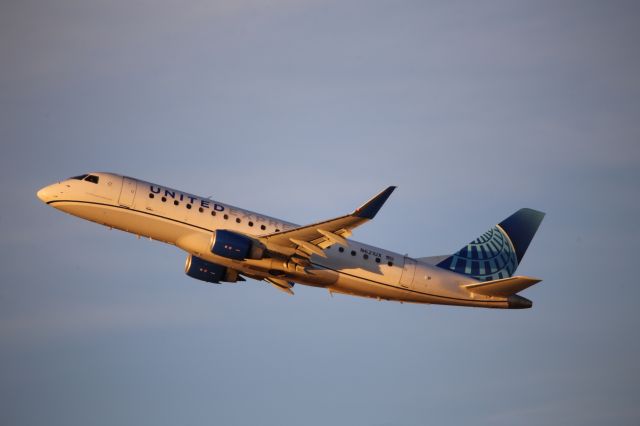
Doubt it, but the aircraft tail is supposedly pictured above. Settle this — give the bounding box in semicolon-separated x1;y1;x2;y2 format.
436;208;545;281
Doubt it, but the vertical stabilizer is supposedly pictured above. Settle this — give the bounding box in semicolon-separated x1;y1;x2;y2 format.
436;208;545;281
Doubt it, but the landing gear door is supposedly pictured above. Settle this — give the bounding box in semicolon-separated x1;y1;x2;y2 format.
399;257;416;288
118;177;137;208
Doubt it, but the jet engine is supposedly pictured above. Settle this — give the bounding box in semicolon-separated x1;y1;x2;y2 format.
184;254;242;283
210;230;265;260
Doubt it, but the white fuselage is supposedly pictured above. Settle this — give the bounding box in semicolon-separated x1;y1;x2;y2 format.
37;172;511;308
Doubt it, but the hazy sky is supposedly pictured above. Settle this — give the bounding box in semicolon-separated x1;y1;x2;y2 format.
1;1;639;425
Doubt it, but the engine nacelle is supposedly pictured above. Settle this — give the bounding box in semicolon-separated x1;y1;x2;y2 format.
184;254;241;284
210;230;264;260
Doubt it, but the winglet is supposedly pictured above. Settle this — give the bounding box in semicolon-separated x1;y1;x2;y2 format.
353;186;396;219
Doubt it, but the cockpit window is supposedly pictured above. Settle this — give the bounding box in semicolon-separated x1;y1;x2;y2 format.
69;174;99;183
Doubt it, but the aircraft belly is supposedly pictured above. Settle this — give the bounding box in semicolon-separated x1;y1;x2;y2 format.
329;271;510;307
287;267;340;287
330;273;430;303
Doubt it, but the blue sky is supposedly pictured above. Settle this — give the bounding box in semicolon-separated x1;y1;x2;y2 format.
1;1;639;425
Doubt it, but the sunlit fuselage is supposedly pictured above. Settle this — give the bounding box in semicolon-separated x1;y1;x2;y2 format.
37;172;520;308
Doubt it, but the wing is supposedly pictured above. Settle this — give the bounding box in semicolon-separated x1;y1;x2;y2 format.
264;277;295;295
260;186;396;260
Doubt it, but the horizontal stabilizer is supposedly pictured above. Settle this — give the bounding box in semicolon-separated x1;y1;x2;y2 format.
463;275;541;297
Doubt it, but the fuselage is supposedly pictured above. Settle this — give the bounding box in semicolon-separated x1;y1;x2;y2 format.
37;172;519;308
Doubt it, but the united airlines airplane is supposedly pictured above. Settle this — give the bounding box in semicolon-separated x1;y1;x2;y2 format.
37;172;545;309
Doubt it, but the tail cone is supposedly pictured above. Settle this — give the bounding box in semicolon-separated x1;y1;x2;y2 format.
507;295;533;309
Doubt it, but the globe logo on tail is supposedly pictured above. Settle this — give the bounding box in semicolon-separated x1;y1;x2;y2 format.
437;225;518;281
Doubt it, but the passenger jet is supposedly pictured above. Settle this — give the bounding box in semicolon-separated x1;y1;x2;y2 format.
37;173;545;309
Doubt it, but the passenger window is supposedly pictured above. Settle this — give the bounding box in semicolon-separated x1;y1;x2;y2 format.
275;229;280;232
148;193;154;199
351;250;356;256
174;200;179;206
236;218;241;224
260;225;266;230
161;197;167;202
248;221;254;227
186;204;192;209
224;214;229;220
387;261;393;267
85;175;99;184
363;254;369;260
211;211;216;216
375;258;381;263
198;207;204;213
339;247;344;253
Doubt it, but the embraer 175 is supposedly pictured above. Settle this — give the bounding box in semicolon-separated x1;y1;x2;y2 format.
37;173;545;309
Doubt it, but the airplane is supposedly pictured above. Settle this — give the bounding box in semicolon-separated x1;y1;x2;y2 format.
37;172;545;309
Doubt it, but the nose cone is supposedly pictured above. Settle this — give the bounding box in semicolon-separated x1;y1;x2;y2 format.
36;185;55;203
